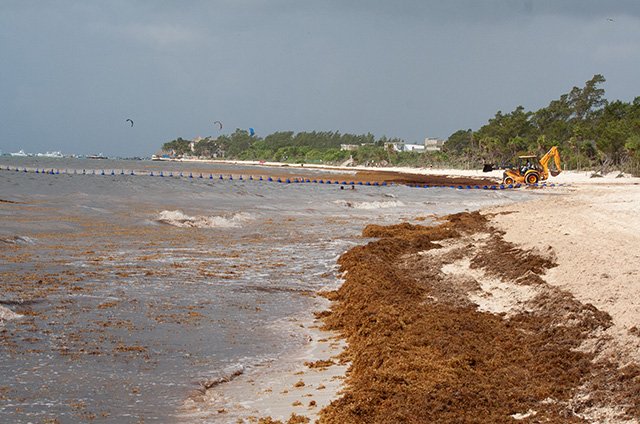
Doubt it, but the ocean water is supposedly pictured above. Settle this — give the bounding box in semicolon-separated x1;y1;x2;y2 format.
0;158;531;423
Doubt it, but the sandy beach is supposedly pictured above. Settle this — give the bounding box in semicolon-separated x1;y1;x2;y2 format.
155;156;638;186
2;161;638;423
210;171;640;423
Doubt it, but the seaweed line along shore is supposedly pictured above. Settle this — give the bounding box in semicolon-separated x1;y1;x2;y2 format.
201;176;640;423
1;158;639;423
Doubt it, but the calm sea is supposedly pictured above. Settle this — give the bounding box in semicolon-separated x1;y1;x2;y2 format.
0;158;530;423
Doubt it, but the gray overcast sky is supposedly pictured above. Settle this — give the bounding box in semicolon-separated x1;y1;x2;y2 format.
1;1;639;156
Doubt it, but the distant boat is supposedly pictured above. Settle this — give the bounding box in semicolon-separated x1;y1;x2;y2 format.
87;154;108;160
10;150;29;157
36;151;64;158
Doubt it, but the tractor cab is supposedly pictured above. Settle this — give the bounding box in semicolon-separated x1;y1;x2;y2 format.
517;155;539;174
503;154;544;185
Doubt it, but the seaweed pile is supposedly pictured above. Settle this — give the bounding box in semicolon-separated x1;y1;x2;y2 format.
315;212;639;423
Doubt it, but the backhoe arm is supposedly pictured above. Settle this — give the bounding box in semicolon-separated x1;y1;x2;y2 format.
539;146;561;179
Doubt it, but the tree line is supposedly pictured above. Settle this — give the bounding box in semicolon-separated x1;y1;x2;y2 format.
161;75;640;174
161;131;407;167
444;74;640;174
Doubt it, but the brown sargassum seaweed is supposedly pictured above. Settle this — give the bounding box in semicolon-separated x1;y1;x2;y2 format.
313;212;640;424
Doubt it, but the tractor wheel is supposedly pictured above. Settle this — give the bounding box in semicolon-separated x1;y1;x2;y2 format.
525;172;539;184
503;176;515;185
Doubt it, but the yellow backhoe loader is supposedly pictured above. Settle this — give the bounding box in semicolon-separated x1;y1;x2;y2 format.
502;146;561;185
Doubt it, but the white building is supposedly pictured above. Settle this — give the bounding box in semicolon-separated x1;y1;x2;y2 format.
384;142;426;152
404;143;425;152
425;137;445;152
384;142;404;152
189;136;206;152
340;144;360;151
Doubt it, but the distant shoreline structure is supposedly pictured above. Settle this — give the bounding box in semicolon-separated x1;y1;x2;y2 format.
9;150;29;157
87;154;108;160
8;150;64;158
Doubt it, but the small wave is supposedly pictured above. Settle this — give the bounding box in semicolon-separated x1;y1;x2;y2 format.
188;355;277;404
156;210;253;228
0;305;22;322
333;199;405;210
0;235;36;245
234;285;315;295
199;363;245;390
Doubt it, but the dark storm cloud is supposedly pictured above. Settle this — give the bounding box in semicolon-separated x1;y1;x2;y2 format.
1;1;639;156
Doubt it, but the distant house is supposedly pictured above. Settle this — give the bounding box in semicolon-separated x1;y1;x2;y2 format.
405;143;425;152
155;148;173;159
189;136;205;152
340;144;360;151
384;142;405;152
384;142;425;152
425;137;445;152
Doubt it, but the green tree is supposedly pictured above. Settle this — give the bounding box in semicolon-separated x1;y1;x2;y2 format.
162;137;191;156
596;120;627;164
443;129;473;155
567;74;607;121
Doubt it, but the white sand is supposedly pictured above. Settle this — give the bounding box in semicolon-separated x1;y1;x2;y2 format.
442;257;538;316
488;181;640;365
159;156;639;185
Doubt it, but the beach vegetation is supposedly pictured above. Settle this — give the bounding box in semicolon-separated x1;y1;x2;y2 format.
161;137;191;157
445;74;640;175
158;74;640;175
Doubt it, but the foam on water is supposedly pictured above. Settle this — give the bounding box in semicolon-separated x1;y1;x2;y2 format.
333;199;405;209
0;235;36;245
156;210;254;228
0;305;23;322
199;363;245;390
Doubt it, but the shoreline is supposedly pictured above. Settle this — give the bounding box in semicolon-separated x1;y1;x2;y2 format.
207;178;640;423
180;290;350;423
0;160;498;187
152;156;639;184
5;156;638;187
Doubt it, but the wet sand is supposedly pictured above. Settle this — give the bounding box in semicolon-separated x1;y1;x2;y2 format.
151;158;501;187
249;179;640;423
181;309;350;423
180;167;498;188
